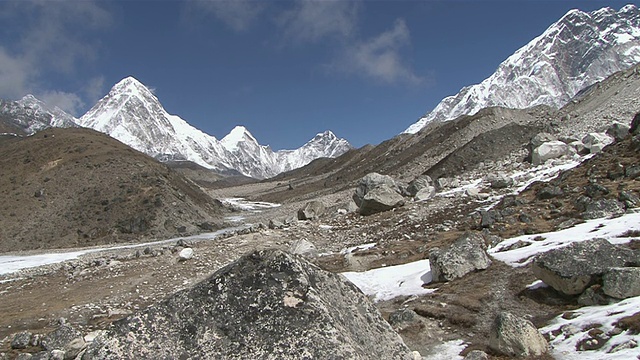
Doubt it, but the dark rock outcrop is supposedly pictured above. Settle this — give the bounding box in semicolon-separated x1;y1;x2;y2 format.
84;249;414;359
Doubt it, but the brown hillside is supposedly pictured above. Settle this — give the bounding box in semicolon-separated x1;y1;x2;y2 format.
0;128;224;253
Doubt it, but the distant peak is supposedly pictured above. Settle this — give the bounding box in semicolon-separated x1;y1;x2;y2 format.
221;125;258;152
20;94;38;102
115;76;144;88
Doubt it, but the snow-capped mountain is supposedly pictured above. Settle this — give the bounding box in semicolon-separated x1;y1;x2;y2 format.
0;95;78;134
78;77;352;179
404;4;640;134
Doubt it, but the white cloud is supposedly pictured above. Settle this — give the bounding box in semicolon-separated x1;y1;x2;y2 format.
188;0;267;32
278;0;359;43
333;19;423;85
0;0;111;109
38;90;84;116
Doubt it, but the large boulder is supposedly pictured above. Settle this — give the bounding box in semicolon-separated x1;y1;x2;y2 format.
289;239;318;259
353;172;398;207
297;200;326;221
429;232;492;282
532;238;636;295
582;199;625;219
530;132;557;149
581;132;614;154
531;141;570;165
359;185;405;216
630;112;640;135
83;249;415;360
488;312;548;357
486;173;514;189
606;122;631;142
602;267;640;299
41;325;86;360
405;175;434;197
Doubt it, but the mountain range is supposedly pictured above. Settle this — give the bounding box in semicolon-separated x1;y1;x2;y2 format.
404;4;640;133
0;77;352;179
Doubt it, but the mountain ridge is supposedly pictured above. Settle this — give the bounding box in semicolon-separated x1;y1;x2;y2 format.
404;4;640;133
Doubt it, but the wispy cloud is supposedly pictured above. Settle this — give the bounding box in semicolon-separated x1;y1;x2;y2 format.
0;0;111;114
331;19;424;85
187;0;267;32
277;0;359;43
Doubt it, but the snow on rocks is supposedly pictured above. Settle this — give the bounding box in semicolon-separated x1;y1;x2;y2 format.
341;259;434;302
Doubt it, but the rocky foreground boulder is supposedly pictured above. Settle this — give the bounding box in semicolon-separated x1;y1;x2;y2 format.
488;312;548;357
353;172;399;207
83;249;415;359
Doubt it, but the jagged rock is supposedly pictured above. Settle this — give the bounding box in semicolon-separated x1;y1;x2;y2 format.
83;249;415;359
584;183;610;198
537;186;563;200
429;233;492;282
531;141;569;165
577;285;610;306
414;186;436;201
582;132;614;154
353;172;398;207
582;199;625;219
488;312;548;357
606;122;631;142
602;267;640;299
31;352;50;360
41;325;86;360
388;308;418;326
15;354;33;360
50;351;65;360
487;173;514;189
466;187;489;200
619;190;640;208
625;165;640;179
297;200;325;221
359;185;405;216
569;140;588;155
464;350;490;360
268;219;285;229
532;238;636;295
289;239;318;259
530;132;557;149
11;331;32;349
178;247;194;261
630;112;640;135
405;175;433;197
479;210;502;228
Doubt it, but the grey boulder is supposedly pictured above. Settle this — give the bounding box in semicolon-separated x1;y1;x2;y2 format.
353;172;398;207
83;249;415;360
488;312;548;357
359;185;405;216
531;141;570;165
297;200;325;220
41;325;86;360
532;238;636;295
602;267;640;299
405;175;434;197
429;232;492;282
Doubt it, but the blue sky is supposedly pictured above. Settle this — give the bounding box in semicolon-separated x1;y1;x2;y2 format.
0;1;636;149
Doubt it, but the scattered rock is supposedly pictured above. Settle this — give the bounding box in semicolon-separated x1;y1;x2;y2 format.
297;200;326;221
582;132;614;154
268;219;285;229
178;247;194;261
11;331;32;349
602;267;640;299
606;122;630;142
531;141;570;165
488;312;548;357
83;249;415;359
625;165;640;179
629;112;640;135
532;238;636;295
289;239;318;259
359;185;405;216
41;325;86;360
353;172;398;207
429;232;492;282
537;186;563;200
577;285;610;306
414;186;436;201
619;190;640;208
405;175;433;197
466;187;489;200
530;133;557;149
487;173;514;189
464;350;489;360
582;199;625;219
15;353;34;360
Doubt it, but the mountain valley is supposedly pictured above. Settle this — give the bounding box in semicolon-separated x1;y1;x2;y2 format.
2;4;640;360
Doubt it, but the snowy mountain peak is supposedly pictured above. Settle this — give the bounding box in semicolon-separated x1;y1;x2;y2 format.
221;125;259;152
403;5;640;134
4;94;79;131
77;78;352;179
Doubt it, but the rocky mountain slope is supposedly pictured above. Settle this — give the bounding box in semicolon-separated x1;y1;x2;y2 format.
0;127;224;253
77;77;352;179
0;95;78;135
405;4;640;133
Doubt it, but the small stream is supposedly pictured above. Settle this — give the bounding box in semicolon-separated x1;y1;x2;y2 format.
0;198;281;276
